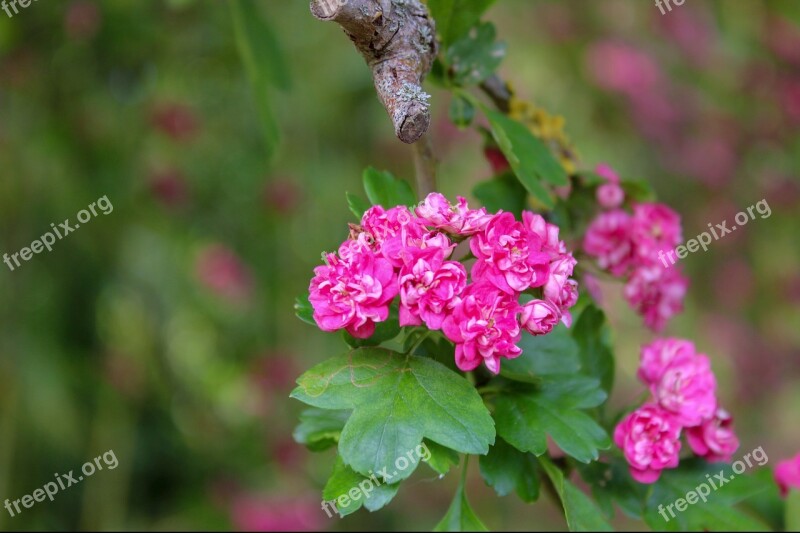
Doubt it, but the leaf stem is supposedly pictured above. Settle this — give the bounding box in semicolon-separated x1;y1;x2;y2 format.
406;329;433;355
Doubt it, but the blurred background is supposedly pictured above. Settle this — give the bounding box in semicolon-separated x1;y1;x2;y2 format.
0;0;798;530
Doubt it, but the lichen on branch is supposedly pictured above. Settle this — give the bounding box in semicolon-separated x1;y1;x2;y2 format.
310;0;438;144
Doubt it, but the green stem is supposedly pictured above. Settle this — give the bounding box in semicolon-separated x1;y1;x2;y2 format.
406;329;432;355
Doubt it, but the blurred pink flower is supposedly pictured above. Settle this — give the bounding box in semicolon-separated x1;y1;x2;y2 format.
151;102;200;141
623;264;688;332
231;495;323;532
765;17;800;67
583;209;634;276
64;1;101;40
650;351;717;427
775;453;800;497
686;407;740;463
149;169;189;208
637;338;696;386
658;5;715;66
614;404;682;484
195;244;255;305
630;202;683;262
263;179;302;215
585;41;661;98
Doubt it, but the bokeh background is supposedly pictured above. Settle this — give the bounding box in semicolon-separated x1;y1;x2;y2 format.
1;0;799;530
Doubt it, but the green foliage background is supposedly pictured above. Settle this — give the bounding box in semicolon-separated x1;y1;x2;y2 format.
0;0;799;530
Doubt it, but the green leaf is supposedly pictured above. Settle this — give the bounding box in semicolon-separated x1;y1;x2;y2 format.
323;456;401;517
434;459;489;531
572;305;615;395
540;456;614;531
290;348;495;481
449;94;476;127
484;110;568;208
500;325;581;383
576;458;648;520
494;375;610;463
362;167;417;208
643;458;772;531
787;490;800;532
427;0;497;47
230;1;289;154
294;296;315;326
479;437;540;502
346;192;371;219
445;22;506;86
472;172;527;218
293;408;350;452
424;440;460;475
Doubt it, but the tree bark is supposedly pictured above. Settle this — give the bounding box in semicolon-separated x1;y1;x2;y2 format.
310;0;438;144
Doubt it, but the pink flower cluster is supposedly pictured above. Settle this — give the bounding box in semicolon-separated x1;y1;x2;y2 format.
614;338;738;483
583;164;688;332
308;193;579;374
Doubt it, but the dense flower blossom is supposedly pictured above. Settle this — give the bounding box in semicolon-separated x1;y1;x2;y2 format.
398;247;467;330
614;404;682;483
623;264;688;332
309;196;579;373
415;193;493;236
308;247;398;339
637;338;696;385
471;212;551;294
442;281;522;374
775;453;800;497
686;407;740;462
649;348;717;427
630;202;683;261
583;209;634;276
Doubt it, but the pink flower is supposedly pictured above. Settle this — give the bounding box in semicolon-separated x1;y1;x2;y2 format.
523;211;565;257
650;351;717;427
624;265;688;332
471;212;550;294
597;183;625;209
630;203;683;263
583;209;634;276
775;453;800;497
543;255;579;327
442;282;522;374
415;193;493;236
586;41;662;98
614;404;682;484
195;244;254;305
687;407;740;462
519;299;560;335
637;338;696;386
594;163;625;209
360;205;427;266
308;247;398;339
595;163;620;183
230;494;322;531
398;247;467;330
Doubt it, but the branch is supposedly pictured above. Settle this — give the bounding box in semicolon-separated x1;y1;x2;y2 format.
310;0;438;144
412;133;437;197
479;74;512;113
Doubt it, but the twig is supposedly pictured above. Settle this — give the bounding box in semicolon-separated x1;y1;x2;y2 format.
412;132;437;197
479;74;513;113
310;0;438;144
